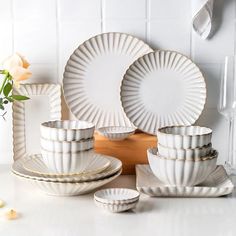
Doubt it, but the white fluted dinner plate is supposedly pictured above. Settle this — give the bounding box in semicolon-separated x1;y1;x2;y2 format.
14;169;122;196
121;50;206;135
63;32;152;128
23;154;110;177
12;155;122;183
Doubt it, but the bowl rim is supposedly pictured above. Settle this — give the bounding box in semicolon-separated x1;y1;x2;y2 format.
40;136;95;144
157;125;212;137
41;120;95;131
97;126;136;134
158;143;212;151
148;147;218;162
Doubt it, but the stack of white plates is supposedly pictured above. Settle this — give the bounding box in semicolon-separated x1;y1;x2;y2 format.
12;154;122;196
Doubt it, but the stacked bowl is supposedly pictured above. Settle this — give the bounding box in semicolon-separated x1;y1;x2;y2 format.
147;126;217;186
12;120;122;196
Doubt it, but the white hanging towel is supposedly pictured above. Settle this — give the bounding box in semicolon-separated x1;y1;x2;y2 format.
192;0;214;39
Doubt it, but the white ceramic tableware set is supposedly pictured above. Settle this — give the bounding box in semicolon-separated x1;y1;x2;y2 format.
94;188;140;213
12;120;122;196
147;125;218;186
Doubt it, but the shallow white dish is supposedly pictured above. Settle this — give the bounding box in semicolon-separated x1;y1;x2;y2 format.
94;199;138;213
121;50;206;135
97;126;135;141
147;148;217;186
12;155;122;183
14;169;122;196
94;188;140;204
23;152;110;176
41;120;95;141
136;164;234;197
40;137;94;153
63;32;152;129
157;126;212;149
158;143;212;160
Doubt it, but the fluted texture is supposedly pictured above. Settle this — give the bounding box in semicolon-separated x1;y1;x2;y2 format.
41;120;95;141
24;151;110;176
63;32;152;129
12;84;61;160
12;155;122;183
147;148;217;186
15;170;122;196
94;199;138;213
94;188;140;204
121;50;206;135
136;165;234;197
157;126;212;149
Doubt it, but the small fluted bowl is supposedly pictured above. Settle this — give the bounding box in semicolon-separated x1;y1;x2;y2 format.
158;143;212;160
97;126;135;141
157;126;212;149
40;137;94;153
147;147;217;186
41;120;95;141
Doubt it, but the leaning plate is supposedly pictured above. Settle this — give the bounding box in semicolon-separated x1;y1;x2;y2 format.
23;154;110;176
12;155;122;183
63;32;152;128
14;169;122;196
121;50;206;135
136;165;234;197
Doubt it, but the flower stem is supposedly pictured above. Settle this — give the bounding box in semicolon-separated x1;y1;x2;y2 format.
0;74;9;95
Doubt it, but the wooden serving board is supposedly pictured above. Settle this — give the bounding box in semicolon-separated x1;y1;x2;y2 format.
94;131;157;174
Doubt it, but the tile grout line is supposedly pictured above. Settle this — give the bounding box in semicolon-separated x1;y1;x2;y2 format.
146;0;150;44
11;0;14;54
101;0;105;33
55;0;60;84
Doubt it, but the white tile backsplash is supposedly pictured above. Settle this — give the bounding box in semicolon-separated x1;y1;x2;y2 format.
149;0;191;19
104;0;146;19
0;0;235;163
58;0;101;20
149;19;191;55
103;20;146;41
13;0;56;21
14;21;57;64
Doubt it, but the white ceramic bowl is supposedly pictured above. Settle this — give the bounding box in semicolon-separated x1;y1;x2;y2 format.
94;199;138;213
147;147;217;186
29;150;110;175
158;143;212;160
41;120;95;141
157;126;212;149
97;126;135;141
94;188;140;204
40;137;94;153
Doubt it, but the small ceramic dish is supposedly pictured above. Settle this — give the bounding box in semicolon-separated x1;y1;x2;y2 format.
157;126;212;149
94;199;138;213
40;120;95;141
97;126;135;141
158;143;212;160
147;147;217;186
94;188;140;204
23;151;110;176
40;137;94;153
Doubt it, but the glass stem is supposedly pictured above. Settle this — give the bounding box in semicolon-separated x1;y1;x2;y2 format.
228;118;235;169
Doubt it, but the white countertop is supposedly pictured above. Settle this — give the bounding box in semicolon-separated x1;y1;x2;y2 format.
0;164;236;236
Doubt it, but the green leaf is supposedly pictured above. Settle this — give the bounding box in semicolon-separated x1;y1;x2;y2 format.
6;97;13;102
3;83;12;97
11;95;30;101
0;104;4;110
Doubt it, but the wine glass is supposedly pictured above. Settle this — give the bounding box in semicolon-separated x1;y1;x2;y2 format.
218;56;236;175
